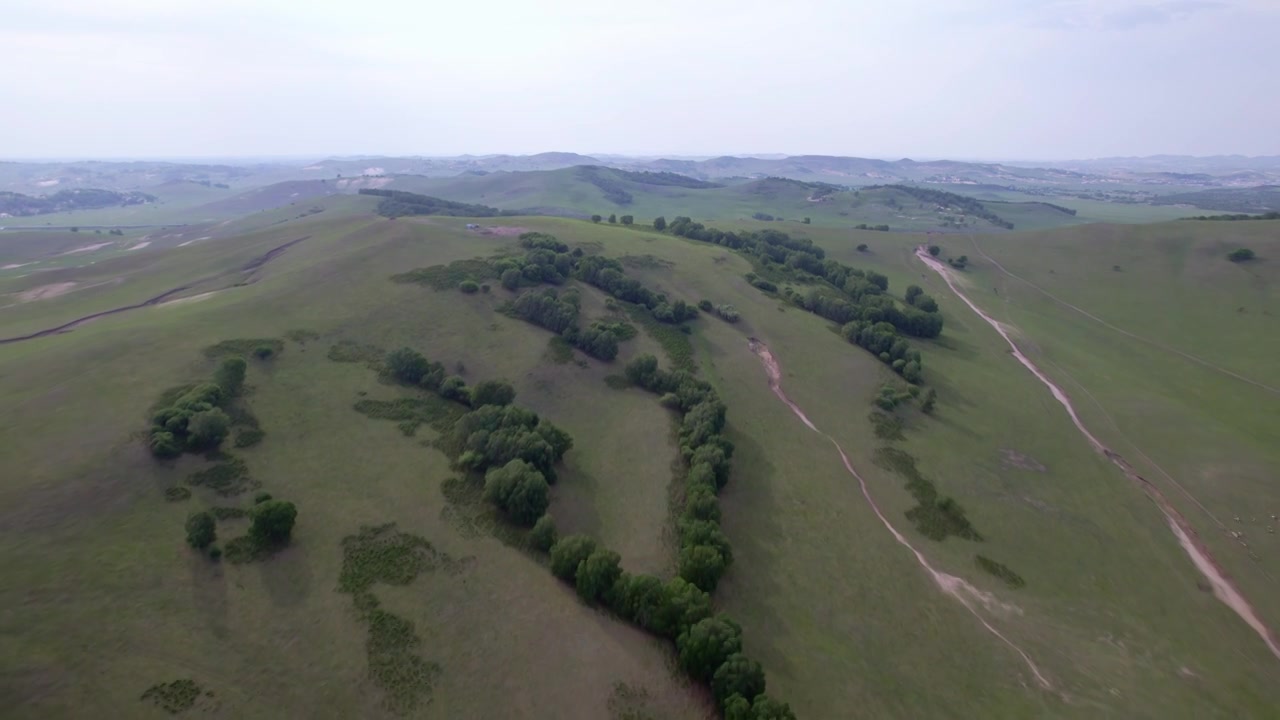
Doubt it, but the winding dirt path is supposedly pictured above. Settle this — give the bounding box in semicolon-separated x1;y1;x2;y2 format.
965;236;1279;397
915;247;1280;661
747;339;1053;690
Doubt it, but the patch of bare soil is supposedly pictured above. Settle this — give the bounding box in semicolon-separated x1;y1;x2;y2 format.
1001;448;1046;473
16;282;77;303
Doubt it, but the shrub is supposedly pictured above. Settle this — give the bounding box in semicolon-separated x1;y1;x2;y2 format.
857;243;868;252
711;653;766;709
921;388;937;414
470;380;516;408
386;347;431;384
187;408;231;450
529;514;557;552
214;356;247;396
677;616;743;681
209;546;223;561
150;431;182;458
698;299;714;312
575;548;622;604
549;534;598;581
254;491;273;504
253;345;275;360
250;500;297;544
185;512;216;550
928;245;941;256
459;279;480;293
678;544;730;592
483;459;550;526
1228;248;1256;262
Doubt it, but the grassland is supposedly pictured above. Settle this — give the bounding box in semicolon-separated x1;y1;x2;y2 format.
2;207;1279;718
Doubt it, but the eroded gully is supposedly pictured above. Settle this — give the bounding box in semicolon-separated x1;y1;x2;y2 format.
914;247;1280;661
747;339;1054;690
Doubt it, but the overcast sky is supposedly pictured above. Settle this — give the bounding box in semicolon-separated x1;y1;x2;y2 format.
3;0;1278;160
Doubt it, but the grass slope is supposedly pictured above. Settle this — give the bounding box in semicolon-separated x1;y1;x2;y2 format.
2;212;1278;718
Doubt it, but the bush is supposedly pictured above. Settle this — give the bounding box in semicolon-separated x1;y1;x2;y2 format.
928;245;941;256
501;268;522;290
1228;248;1256;262
185;512;216;550
857;243;868;252
386;347;431;384
459;279;480;293
470;380;516;408
483;459;550;526
250;500;297;544
712;654;766;709
549;534;597;581
254;491;273;504
187;408;231;450
575;548;622;604
529;514;557;552
677;616;743;681
253;345;275;360
921;388;937;414
214;356;247;396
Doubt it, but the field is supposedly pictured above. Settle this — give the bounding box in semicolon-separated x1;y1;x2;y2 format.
2;202;1279;718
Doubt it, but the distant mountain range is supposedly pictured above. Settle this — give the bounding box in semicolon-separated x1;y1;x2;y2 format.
5;153;1279;198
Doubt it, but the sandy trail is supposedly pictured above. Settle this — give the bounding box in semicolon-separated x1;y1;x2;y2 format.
748;339;1053;690
966;236;1279;397
915;247;1280;661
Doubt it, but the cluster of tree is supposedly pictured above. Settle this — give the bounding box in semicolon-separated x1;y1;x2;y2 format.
357;189;512;219
510;287;622;360
625;354;736;592
576;166;634;205
0;188;156;217
1033;201;1078;216
538;357;795;718
576;255;699;325
1190;212;1280;221
854;223;890;231
868;185;1014;229
751;212;776;221
697;299;740;323
186;495;297;560
840;320;924;383
449;403;573;483
948;255;969;269
149;357;248;458
496;233;581;290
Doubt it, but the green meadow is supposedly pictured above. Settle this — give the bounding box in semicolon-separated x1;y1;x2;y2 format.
2;200;1278;718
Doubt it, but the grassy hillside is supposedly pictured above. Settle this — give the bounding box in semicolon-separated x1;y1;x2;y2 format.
2;210;1279;718
391;169;1091;232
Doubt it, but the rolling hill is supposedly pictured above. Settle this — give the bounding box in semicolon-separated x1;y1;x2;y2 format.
2;191;1279;719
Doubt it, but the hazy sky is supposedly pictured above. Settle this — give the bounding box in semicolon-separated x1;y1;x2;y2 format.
3;0;1278;160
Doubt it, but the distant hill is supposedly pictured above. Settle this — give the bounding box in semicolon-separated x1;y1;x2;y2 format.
0;188;156;217
1150;185;1280;213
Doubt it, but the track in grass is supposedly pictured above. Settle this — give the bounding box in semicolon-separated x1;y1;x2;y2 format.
915;246;1280;662
747;338;1054;691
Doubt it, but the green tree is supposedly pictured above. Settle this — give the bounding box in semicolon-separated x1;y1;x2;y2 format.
711;653;766;709
149;430;182;458
653;216;667;231
591;214;602;223
459;279;479;293
250;500;297;544
679;544;730;592
1228;248;1256;262
471;380;516;407
549;534;598;581
607;214;617;224
620;215;634;225
655;577;713;638
748;695;797;719
724;694;753;720
677;616;743;681
214;356;247;396
501;268;522;290
529;514;557;552
187;408;230;449
921;387;937;414
928;245;941;256
386;347;430;384
483;459;550;526
185;511;216;550
902;360;922;384
575;548;622;604
611;573;666;630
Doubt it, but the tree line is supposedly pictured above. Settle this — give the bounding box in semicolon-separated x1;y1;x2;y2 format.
358;188;514;219
868;185;1014;229
662;217;941;382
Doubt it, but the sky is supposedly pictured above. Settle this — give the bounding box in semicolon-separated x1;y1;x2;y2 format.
2;0;1278;160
